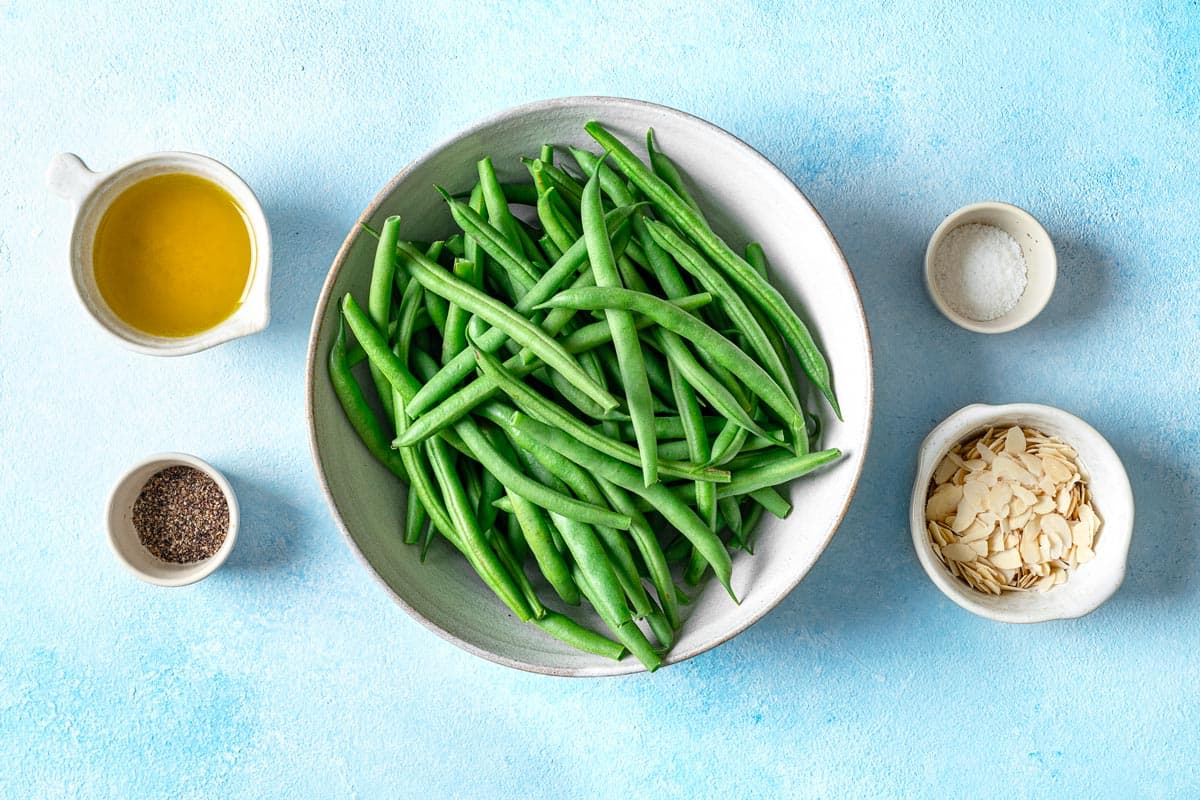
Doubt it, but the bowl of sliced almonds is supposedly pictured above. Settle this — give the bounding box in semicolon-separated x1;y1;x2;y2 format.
910;403;1134;623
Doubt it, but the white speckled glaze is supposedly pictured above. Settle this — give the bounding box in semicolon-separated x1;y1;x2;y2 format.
924;201;1057;334
106;453;240;587
45;151;272;356
306;97;874;675
911;403;1134;623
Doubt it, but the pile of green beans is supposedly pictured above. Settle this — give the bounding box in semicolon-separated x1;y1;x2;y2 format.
329;123;841;670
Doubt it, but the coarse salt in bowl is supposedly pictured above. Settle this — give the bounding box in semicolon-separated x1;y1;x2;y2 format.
924;201;1057;334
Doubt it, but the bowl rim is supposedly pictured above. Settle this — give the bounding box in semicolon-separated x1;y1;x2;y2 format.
909;402;1133;623
922;200;1057;335
304;95;875;675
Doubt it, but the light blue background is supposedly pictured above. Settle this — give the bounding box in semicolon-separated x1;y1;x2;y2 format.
2;1;1197;797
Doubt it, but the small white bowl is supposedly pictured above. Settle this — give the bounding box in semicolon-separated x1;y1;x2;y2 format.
45;151;272;356
106;453;239;586
924;201;1056;333
910;403;1133;623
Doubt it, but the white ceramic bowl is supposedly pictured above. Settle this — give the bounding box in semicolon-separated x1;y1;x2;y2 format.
46;151;272;355
910;403;1133;622
306;97;873;675
924;201;1056;334
106;453;240;586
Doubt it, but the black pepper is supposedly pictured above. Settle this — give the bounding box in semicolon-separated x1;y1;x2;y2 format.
132;465;229;563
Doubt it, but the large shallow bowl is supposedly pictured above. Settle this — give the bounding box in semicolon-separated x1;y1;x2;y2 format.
306;97;873;676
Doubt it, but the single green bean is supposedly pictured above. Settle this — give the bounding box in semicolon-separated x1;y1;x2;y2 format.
328;315;408;482
441;259;477;364
646;128;706;219
478;157;523;247
749;486;792;518
716;449;841;498
532;611;625;661
366;216;401;423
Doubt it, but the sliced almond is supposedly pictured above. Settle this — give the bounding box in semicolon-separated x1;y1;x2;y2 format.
1004;426;1026;455
941;543;978;562
925;483;962;522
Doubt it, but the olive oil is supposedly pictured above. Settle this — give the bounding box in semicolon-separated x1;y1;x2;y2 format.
93;173;252;337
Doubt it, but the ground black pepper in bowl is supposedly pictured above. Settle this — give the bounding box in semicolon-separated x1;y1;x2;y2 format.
132;465;229;563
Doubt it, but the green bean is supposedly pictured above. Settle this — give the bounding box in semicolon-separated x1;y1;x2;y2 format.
514;221;549;272
404;206;640;418
503;504;528;563
532;611;624;661
487;523;545;619
584;120;840;418
403;483;428;546
464;183;487;278
395;242;618;413
538;234;563;263
646;128;706;219
499;182;539;206
670;356;718;537
749;486;792;518
441;259;477;364
537;186;580;253
470;334;728;484
709;418;750;466
476;461;505;538
612;415;726;442
743;242;794;387
539;144;555;164
541;286;801;433
738;500;764;554
443;234;465;259
684;546;708;586
452;418;632;530
716;449;841;498
580;166;658;486
527;158;584;211
366;216;402;423
718;496;743;542
478;157;523;247
436;187;537;296
509;411;735;599
328;315;408;482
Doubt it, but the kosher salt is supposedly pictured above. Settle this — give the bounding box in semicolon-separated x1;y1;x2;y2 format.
932;223;1028;321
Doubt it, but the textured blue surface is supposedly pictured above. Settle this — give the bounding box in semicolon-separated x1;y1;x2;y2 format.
2;2;1198;797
